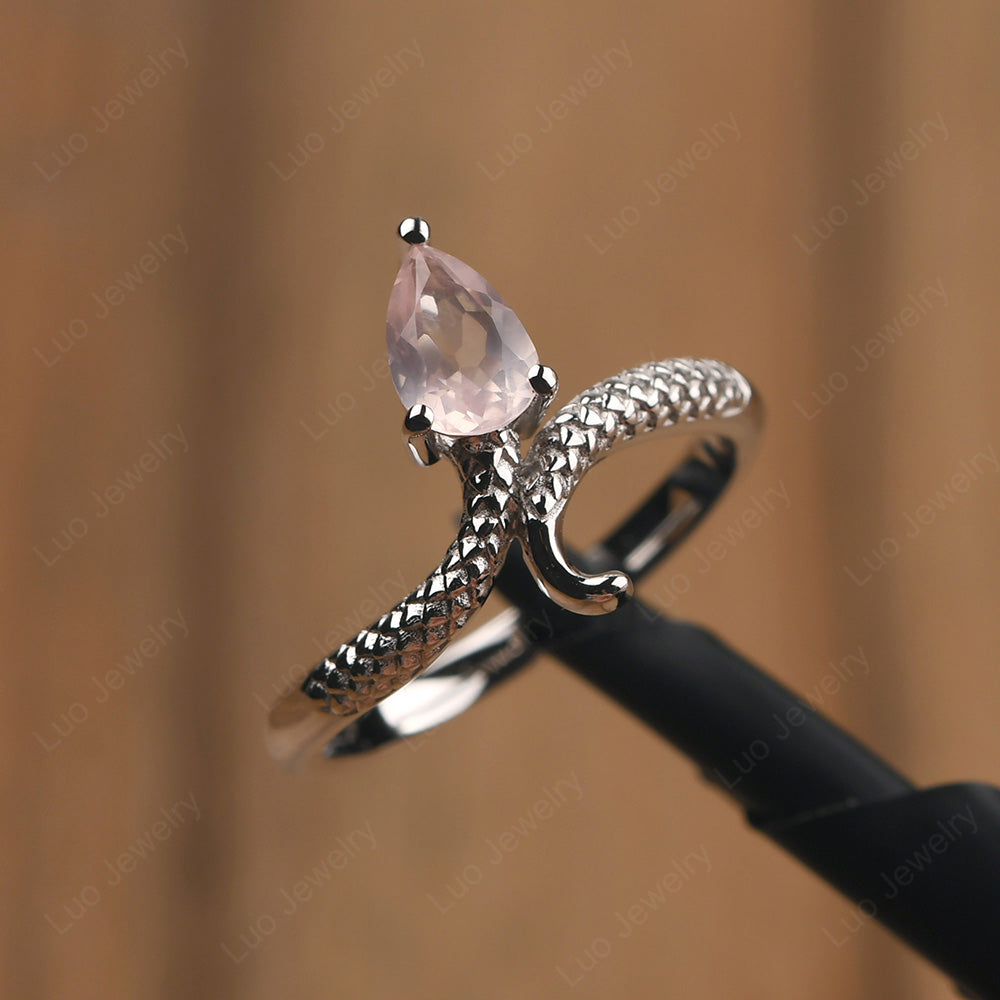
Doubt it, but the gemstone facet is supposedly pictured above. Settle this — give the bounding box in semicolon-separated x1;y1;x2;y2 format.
386;244;539;437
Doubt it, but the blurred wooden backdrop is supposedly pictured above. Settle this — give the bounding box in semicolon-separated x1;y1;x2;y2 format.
4;2;999;997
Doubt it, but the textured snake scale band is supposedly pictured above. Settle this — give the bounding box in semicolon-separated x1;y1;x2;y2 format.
303;359;752;717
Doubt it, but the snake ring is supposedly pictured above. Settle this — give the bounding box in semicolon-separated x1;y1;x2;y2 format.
267;218;761;765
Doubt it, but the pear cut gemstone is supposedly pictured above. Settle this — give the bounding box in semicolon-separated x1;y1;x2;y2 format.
386;244;539;436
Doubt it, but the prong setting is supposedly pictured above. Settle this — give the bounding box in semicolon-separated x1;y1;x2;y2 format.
404;403;434;433
528;364;558;397
398;217;431;245
402;404;439;467
514;364;559;438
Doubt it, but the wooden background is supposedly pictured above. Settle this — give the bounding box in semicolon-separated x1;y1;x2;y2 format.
4;2;999;997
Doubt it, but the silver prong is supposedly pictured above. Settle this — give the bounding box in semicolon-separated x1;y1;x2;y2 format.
514;364;559;438
404;403;434;433
402;404;439;467
528;364;558;396
398;217;430;245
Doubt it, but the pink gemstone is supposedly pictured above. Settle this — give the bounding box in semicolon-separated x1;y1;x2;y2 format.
386;244;539;436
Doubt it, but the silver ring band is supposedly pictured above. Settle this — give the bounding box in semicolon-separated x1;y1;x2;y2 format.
268;358;760;765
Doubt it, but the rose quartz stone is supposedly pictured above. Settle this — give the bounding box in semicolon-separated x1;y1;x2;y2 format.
386;244;538;436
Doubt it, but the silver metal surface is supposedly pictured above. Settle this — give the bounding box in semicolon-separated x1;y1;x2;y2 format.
527;364;558;395
402;404;439;467
398;216;430;244
519;358;753;614
267;426;521;765
403;403;434;432
268;358;760;766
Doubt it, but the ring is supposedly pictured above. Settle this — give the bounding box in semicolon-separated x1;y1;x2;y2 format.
267;218;761;765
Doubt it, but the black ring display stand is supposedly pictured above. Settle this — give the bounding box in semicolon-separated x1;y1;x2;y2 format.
495;543;1000;999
